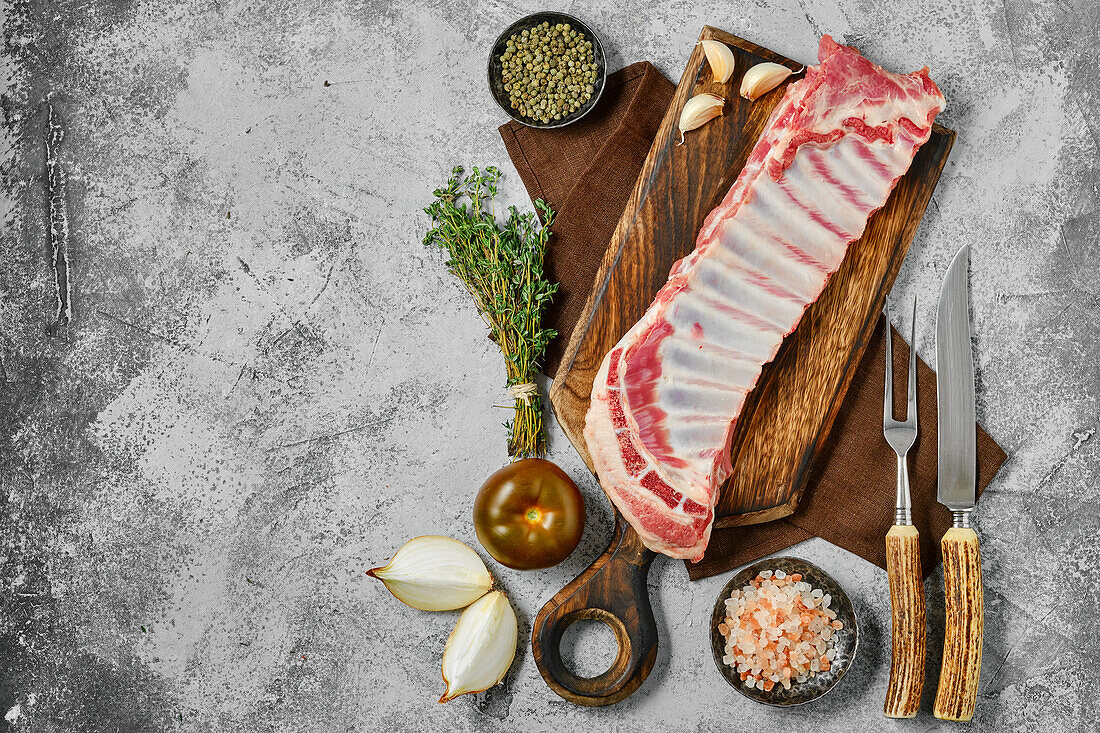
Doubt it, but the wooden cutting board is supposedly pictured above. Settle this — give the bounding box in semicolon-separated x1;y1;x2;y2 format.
548;26;955;529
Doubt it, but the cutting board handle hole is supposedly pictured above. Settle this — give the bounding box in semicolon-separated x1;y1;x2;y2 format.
557;612;625;679
548;608;632;684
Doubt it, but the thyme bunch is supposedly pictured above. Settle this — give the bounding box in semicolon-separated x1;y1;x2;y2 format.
423;166;557;457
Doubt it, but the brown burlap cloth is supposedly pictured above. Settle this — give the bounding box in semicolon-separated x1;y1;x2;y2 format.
500;62;1006;581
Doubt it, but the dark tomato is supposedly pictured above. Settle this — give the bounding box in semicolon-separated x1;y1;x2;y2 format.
473;458;585;570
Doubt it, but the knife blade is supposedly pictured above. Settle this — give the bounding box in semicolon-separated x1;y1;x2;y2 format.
933;243;983;723
936;244;976;511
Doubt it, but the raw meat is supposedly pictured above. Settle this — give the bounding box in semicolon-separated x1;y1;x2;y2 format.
583;36;945;561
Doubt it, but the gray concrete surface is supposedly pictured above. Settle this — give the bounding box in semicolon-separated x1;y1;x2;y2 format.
2;0;1097;730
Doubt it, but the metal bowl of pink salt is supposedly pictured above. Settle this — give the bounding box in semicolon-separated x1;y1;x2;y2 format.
710;557;858;706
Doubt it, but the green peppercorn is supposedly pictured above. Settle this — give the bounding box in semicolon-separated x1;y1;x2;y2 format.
498;21;598;124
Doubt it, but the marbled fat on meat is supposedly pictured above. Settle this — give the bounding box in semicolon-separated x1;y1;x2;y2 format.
583;36;946;561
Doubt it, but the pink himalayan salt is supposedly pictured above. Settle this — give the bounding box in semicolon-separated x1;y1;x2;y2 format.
719;571;842;692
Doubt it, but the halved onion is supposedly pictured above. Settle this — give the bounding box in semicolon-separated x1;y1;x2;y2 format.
368;536;492;611
440;591;518;702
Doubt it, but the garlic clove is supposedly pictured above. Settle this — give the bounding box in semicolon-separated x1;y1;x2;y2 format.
440;590;518;702
677;93;725;146
699;40;736;84
368;535;492;611
740;62;798;102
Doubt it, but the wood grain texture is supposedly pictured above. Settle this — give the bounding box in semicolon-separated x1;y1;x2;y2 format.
531;514;657;706
548;26;955;526
884;524;926;718
934;527;983;722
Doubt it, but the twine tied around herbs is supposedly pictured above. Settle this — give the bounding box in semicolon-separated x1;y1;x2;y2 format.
508;382;539;405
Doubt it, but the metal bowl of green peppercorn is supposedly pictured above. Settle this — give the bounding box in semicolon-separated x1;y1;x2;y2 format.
488;12;606;129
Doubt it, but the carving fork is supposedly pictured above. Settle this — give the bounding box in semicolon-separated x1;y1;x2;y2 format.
882;299;926;718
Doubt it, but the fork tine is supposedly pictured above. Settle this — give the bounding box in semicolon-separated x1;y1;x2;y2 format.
907;298;917;426
884;301;893;425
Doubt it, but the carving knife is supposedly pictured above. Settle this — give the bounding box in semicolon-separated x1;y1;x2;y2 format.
933;244;983;722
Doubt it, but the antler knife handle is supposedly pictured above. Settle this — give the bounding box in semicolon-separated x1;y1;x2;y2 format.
884;524;926;718
934;527;983;722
